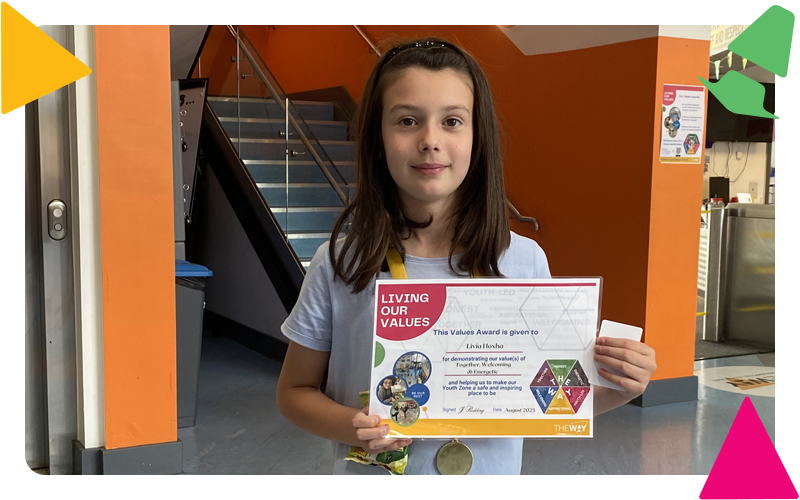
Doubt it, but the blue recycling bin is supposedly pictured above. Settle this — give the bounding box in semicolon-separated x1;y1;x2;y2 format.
175;260;213;428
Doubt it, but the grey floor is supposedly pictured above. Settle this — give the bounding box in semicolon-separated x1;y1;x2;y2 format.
694;292;773;360
178;335;775;475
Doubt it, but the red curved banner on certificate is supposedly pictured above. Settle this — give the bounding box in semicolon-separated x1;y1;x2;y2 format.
376;283;447;341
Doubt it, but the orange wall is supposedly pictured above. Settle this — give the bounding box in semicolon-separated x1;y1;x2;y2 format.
195;25;375;101
197;26;705;381
95;26;177;449
262;26;376;101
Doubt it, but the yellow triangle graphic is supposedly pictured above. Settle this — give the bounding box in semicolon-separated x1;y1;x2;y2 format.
1;2;92;114
545;388;575;414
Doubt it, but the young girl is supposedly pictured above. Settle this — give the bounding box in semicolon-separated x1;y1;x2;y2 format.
276;38;657;475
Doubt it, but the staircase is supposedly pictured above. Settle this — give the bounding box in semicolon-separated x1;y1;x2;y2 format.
208;96;356;268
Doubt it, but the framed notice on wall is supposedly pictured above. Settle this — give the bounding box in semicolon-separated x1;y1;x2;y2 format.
660;84;706;164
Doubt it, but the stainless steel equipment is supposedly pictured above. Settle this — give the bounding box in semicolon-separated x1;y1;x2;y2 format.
703;203;775;347
723;204;775;347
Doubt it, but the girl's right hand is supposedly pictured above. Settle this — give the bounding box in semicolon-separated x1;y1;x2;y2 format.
352;407;412;453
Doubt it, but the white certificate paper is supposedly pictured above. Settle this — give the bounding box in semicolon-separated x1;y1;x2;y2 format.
369;278;602;438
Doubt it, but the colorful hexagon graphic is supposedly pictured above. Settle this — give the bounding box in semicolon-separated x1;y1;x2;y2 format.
684;134;701;154
529;360;591;414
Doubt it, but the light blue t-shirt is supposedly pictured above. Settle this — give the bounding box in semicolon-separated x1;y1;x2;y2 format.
281;231;551;475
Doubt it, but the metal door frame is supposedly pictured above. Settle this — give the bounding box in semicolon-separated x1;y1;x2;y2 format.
25;100;49;472
25;25;79;475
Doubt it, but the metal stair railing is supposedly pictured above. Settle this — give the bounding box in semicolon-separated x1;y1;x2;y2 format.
226;25;349;205
506;200;539;231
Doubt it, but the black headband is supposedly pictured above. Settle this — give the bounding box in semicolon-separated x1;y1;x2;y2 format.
380;40;461;67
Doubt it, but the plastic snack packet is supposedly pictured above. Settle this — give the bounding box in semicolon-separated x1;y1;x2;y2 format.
359;390;371;408
344;391;410;475
344;445;409;475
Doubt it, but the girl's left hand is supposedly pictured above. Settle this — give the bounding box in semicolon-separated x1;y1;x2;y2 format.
594;337;657;397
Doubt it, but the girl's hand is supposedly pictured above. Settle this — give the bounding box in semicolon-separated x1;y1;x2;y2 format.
594;337;657;397
351;407;412;453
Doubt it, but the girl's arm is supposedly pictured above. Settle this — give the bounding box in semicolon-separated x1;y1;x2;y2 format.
276;341;412;453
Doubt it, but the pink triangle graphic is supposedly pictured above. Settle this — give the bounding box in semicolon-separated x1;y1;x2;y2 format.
701;397;797;499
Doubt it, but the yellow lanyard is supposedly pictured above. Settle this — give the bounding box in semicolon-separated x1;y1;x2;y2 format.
386;248;408;279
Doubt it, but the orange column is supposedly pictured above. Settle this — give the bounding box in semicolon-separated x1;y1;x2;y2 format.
94;26;177;449
645;36;709;381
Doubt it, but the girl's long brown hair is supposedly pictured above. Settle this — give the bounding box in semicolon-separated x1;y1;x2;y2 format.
329;37;510;293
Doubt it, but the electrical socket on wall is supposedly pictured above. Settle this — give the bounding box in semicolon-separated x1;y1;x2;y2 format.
750;181;759;200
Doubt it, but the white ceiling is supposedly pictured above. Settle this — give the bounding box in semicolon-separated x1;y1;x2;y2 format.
497;25;772;83
497;25;710;56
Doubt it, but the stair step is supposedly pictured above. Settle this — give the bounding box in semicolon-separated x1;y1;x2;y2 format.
244;160;356;184
219;117;348;142
286;236;329;260
232;138;355;162
270;206;345;213
209;96;334;121
285;231;345;260
245;160;355;165
258;184;355;207
256;182;355;189
233;138;352;145
269;206;345;233
286;232;334;239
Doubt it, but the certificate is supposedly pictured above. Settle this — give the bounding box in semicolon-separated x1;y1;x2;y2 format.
369;278;602;438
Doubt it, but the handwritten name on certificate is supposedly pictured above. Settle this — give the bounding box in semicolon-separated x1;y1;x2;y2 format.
369;278;602;438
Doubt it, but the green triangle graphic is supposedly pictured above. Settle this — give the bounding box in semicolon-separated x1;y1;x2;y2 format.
699;71;778;119
547;359;576;385
728;5;794;78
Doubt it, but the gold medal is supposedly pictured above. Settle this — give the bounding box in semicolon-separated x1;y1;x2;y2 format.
436;439;473;475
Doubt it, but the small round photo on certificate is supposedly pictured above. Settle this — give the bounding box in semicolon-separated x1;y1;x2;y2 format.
391;398;421;427
376;376;408;405
394;351;432;386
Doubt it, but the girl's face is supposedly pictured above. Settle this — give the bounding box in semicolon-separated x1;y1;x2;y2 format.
381;67;473;210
